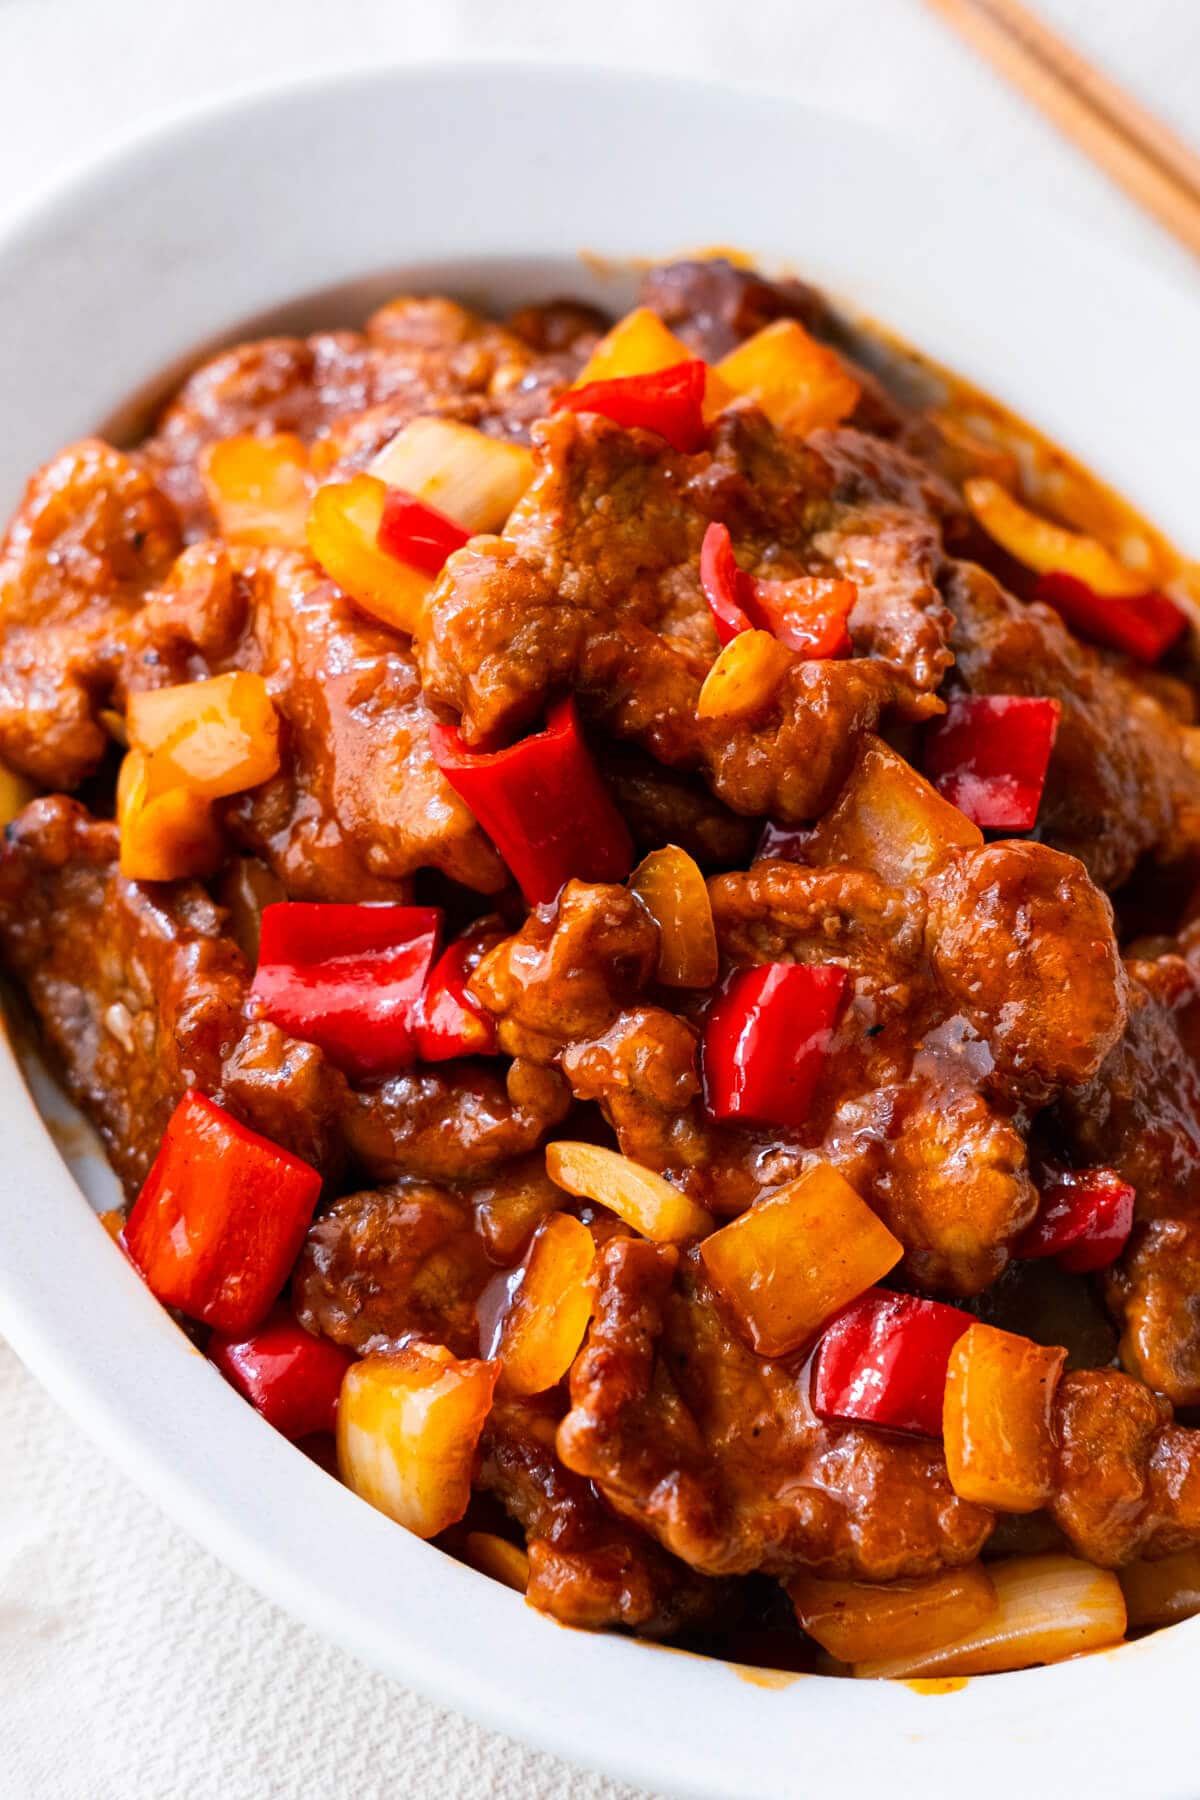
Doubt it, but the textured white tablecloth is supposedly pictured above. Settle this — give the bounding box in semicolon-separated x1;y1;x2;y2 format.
0;3;1197;1796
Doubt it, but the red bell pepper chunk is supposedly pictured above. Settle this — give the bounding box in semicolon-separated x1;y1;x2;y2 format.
700;520;758;643
416;926;503;1062
754;819;810;863
377;488;470;576
1035;571;1187;664
923;693;1062;832
752;575;855;658
811;1288;972;1438
208;1304;355;1439
429;696;634;906
557;360;710;455
250;903;442;1080
701;962;849;1128
1014;1167;1135;1274
122;1090;322;1335
699;523;854;658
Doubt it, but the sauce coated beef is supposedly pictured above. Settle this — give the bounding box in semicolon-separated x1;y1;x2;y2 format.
4;257;1200;1661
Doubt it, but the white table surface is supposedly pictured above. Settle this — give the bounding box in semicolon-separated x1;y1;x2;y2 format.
0;3;1197;1797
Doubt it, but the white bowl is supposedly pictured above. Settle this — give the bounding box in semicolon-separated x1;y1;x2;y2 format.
1;62;1198;1800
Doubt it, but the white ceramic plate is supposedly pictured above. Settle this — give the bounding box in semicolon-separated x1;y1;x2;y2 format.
1;62;1198;1800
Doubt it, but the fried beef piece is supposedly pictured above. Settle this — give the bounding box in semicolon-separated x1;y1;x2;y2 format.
479;1393;731;1634
342;1060;570;1186
708;861;926;988
1054;953;1200;1404
144;297;568;530
598;744;758;869
0;441;181;789
0;798;345;1192
558;1240;992;1581
924;840;1127;1095
640;257;906;437
1050;1369;1200;1565
293;1183;492;1356
418;408;955;823
218;548;507;898
945;558;1200;890
640;257;832;360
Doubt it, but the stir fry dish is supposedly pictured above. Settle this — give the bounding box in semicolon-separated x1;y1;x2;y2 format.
4;255;1200;1680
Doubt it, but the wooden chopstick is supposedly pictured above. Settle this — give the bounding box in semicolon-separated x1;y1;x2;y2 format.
923;0;1200;260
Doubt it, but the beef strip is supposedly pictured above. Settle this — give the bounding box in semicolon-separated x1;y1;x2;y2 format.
479;1393;731;1634
144;297;586;533
418;407;956;823
294;1182;492;1357
218;548;507;897
0;440;182;790
557;1239;993;1581
0;797;346;1192
1051;1369;1200;1566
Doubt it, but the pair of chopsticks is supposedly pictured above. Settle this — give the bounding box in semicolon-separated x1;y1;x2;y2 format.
924;0;1200;261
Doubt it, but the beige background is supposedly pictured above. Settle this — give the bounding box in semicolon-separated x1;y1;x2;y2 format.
0;2;1197;1795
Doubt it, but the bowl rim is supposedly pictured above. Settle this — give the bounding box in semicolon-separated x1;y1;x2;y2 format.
1;57;1199;1800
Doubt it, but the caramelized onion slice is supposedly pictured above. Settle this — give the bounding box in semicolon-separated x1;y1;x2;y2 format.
697;629;793;722
788;1563;997;1663
369;417;533;535
716;319;860;435
700;1163;902;1357
487;1212;596;1397
337;1344;499;1540
630;845;719;989
545;1141;712;1244
964;477;1145;597
463;1531;531;1594
200;431;312;547
805;735;982;885
852;1554;1125;1679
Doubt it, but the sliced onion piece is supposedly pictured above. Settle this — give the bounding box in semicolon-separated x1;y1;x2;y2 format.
463;1531;531;1594
485;1212;595;1397
852;1554;1126;1679
200;431;312;547
699;1163;902;1356
788;1563;996;1663
697;629;793;722
545;1141;712;1244
336;1343;499;1539
368;417;533;534
629;844;719;989
716;319;860;435
964;477;1145;597
805;735;982;885
0;762;35;827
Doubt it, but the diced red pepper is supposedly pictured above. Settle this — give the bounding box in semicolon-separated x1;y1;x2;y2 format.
923;694;1062;832
699;523;854;658
752;575;855;658
1014;1167;1136;1274
1035;571;1187;664
557;360;710;455
377;488;470;576
811;1288;972;1438
416;925;503;1062
700;521;758;643
122;1090;321;1334
701;962;849;1128
208;1304;355;1439
754;819;810;863
250;903;442;1080
429;696;634;906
